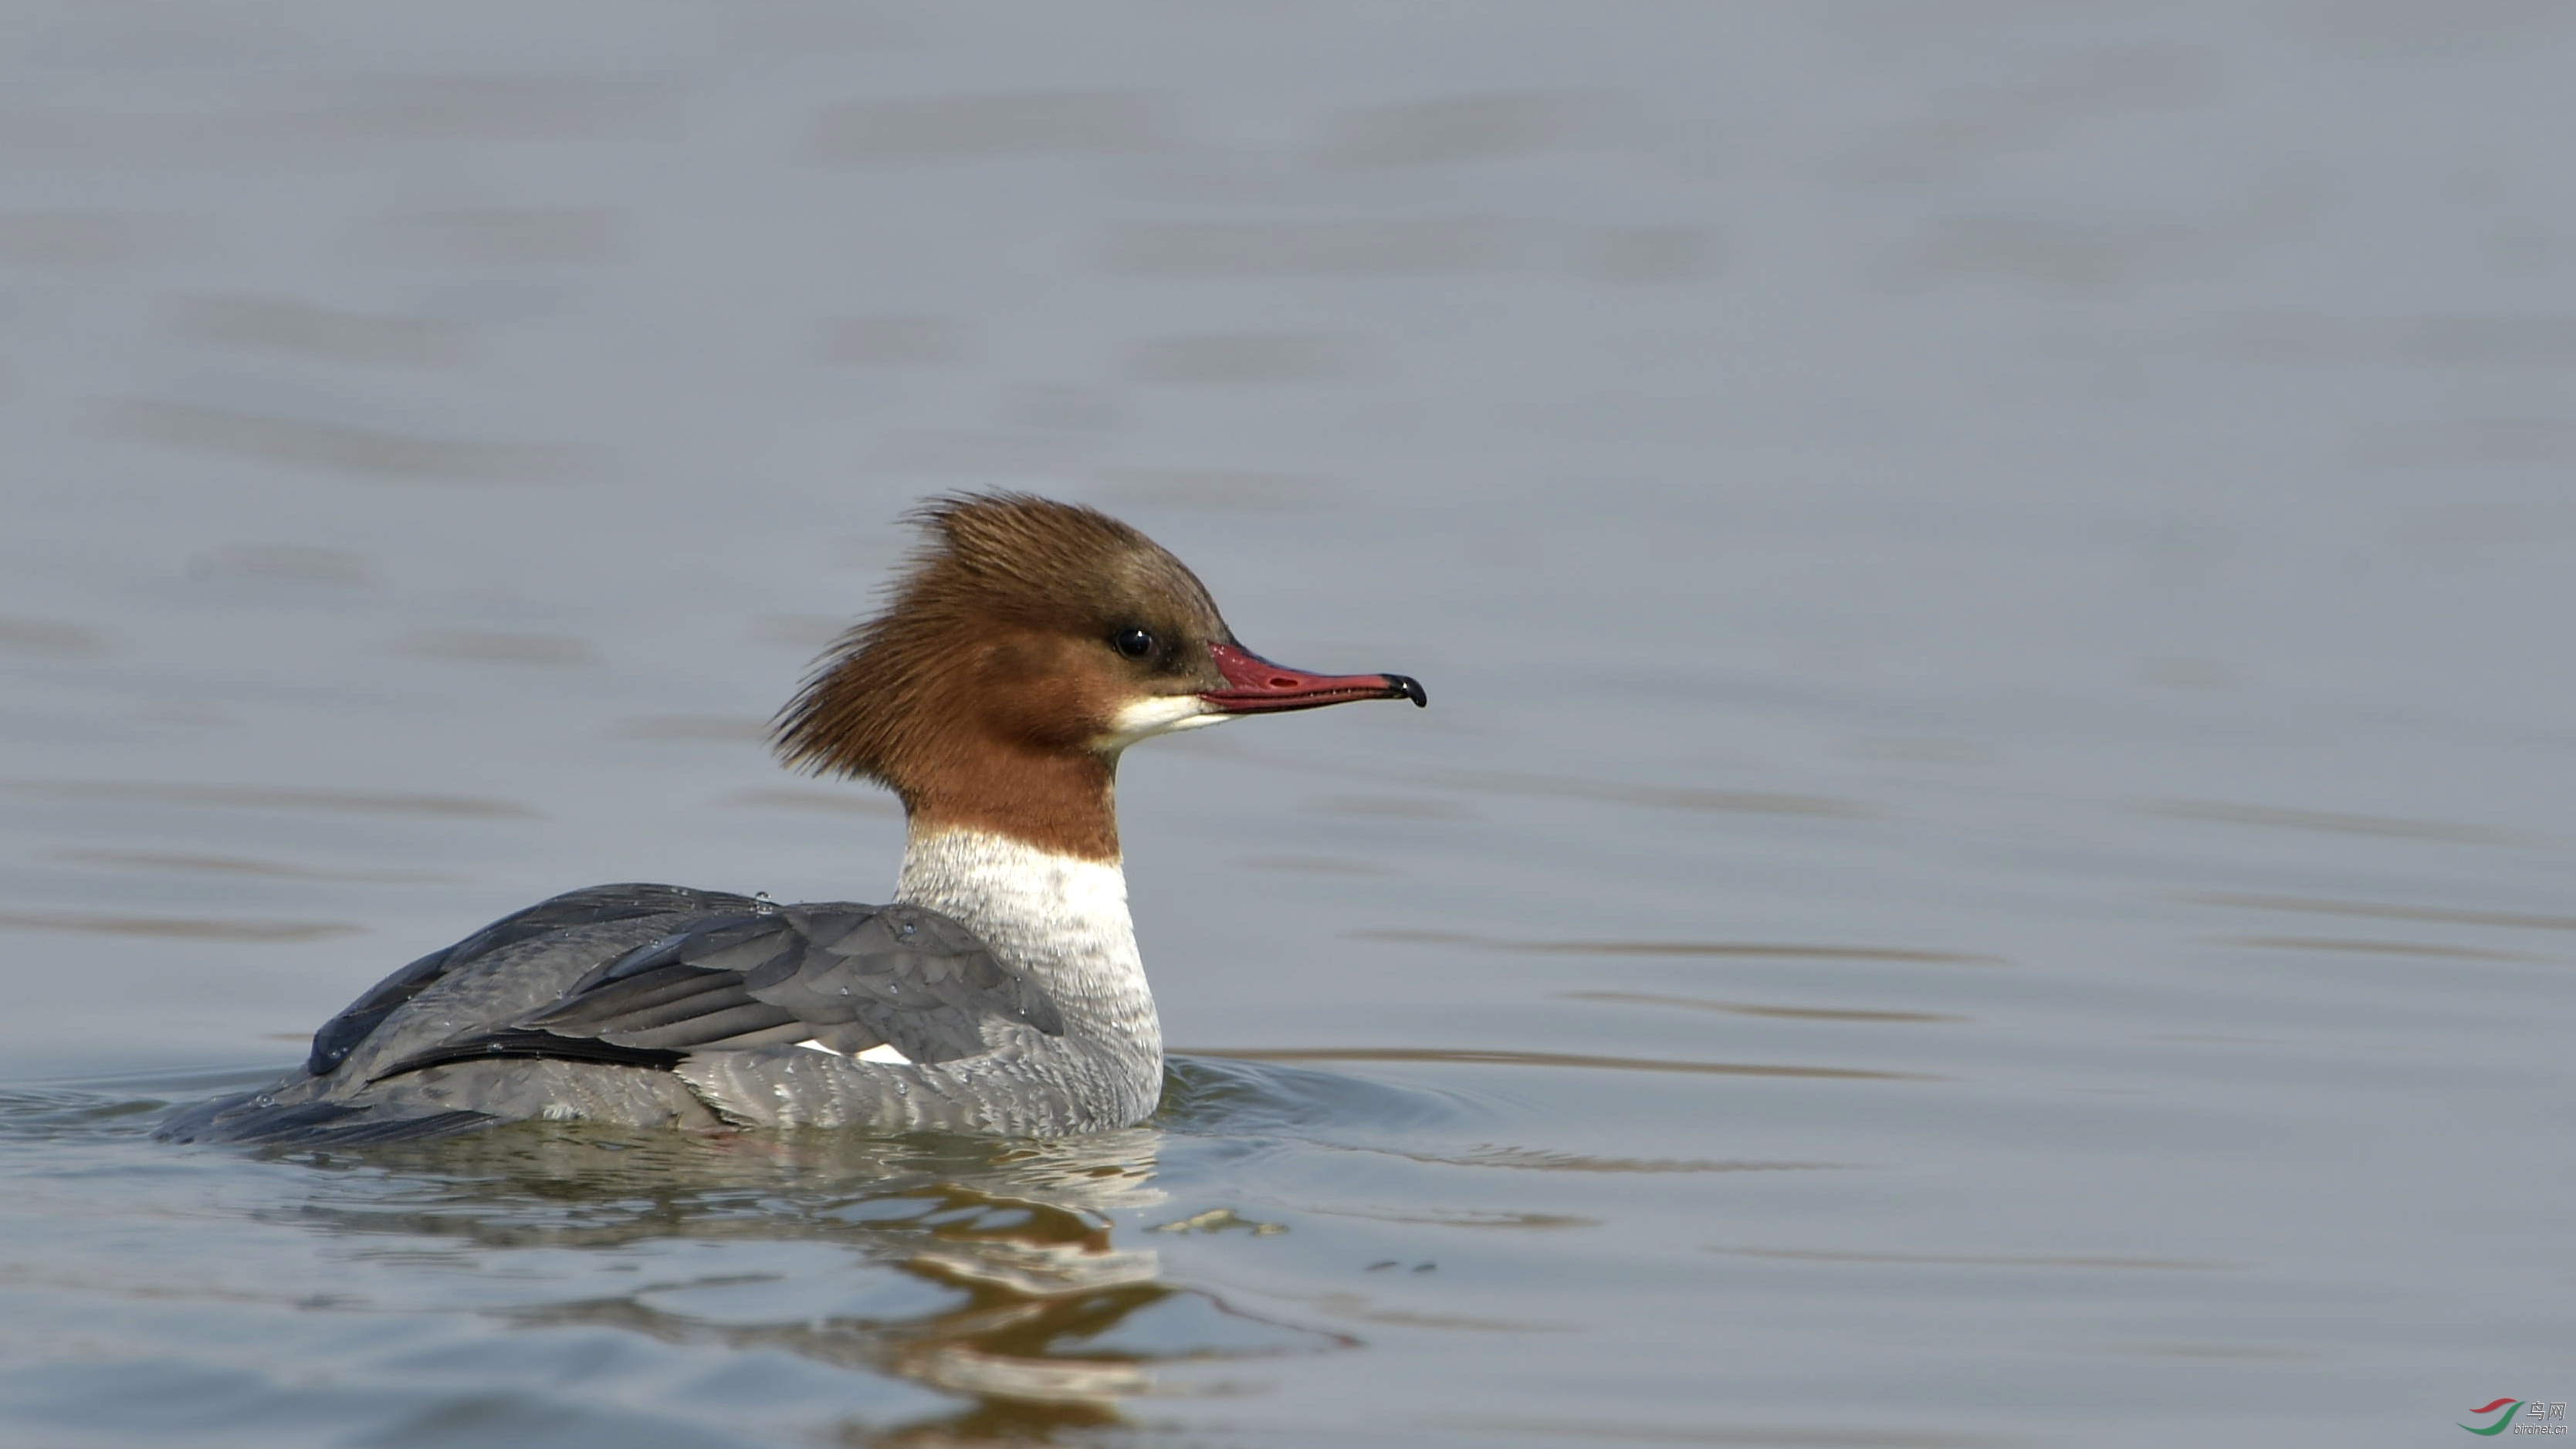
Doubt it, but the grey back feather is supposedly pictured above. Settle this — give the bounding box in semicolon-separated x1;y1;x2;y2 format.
307;883;758;1075
364;899;1063;1082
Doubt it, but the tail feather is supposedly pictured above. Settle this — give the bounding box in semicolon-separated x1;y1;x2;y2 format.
157;1091;494;1147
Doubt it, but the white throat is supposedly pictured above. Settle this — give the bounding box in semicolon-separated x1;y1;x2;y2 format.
893;828;1159;1055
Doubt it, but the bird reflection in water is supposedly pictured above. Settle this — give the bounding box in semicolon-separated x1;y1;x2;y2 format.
272;1123;1352;1444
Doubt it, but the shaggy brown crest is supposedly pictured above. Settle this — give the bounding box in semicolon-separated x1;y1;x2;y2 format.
772;493;1236;860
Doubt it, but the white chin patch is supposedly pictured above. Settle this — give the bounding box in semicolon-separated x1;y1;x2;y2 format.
1100;694;1231;751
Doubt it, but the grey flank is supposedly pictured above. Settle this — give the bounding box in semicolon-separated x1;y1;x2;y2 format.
157;874;1151;1146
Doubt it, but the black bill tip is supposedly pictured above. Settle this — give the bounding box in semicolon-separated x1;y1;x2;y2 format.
1384;674;1427;708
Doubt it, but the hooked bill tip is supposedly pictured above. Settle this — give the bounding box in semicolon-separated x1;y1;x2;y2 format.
1386;674;1427;708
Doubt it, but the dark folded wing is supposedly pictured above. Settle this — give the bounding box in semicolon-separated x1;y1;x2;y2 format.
306;883;758;1075
366;902;1062;1082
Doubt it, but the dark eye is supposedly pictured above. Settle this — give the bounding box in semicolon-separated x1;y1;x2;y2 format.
1112;627;1157;660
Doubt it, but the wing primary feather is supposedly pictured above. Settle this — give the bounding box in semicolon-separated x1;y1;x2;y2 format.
562;984;760;1036
604;1001;800;1051
304;884;762;1073
368;1031;685;1082
533;973;746;1031
688;1021;814;1051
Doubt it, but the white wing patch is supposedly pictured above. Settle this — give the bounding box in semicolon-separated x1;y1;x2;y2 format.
796;1038;912;1065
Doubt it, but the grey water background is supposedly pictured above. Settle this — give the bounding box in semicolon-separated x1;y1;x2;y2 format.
4;3;2574;1445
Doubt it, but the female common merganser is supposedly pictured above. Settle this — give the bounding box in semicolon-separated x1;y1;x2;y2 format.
161;493;1424;1146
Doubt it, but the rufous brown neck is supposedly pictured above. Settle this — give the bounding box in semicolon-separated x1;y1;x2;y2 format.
900;743;1121;862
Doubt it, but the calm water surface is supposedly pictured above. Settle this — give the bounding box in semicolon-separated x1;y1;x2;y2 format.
5;5;2574;1446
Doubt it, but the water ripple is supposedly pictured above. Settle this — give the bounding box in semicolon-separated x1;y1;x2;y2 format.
1361;929;2000;964
1708;1246;2239;1271
0;910;361;942
1562;991;1966;1024
5;780;538;819
1180;1047;1935;1082
2191;891;2576;933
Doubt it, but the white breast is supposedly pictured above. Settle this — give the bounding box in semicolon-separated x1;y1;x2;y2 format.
892;828;1160;1053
